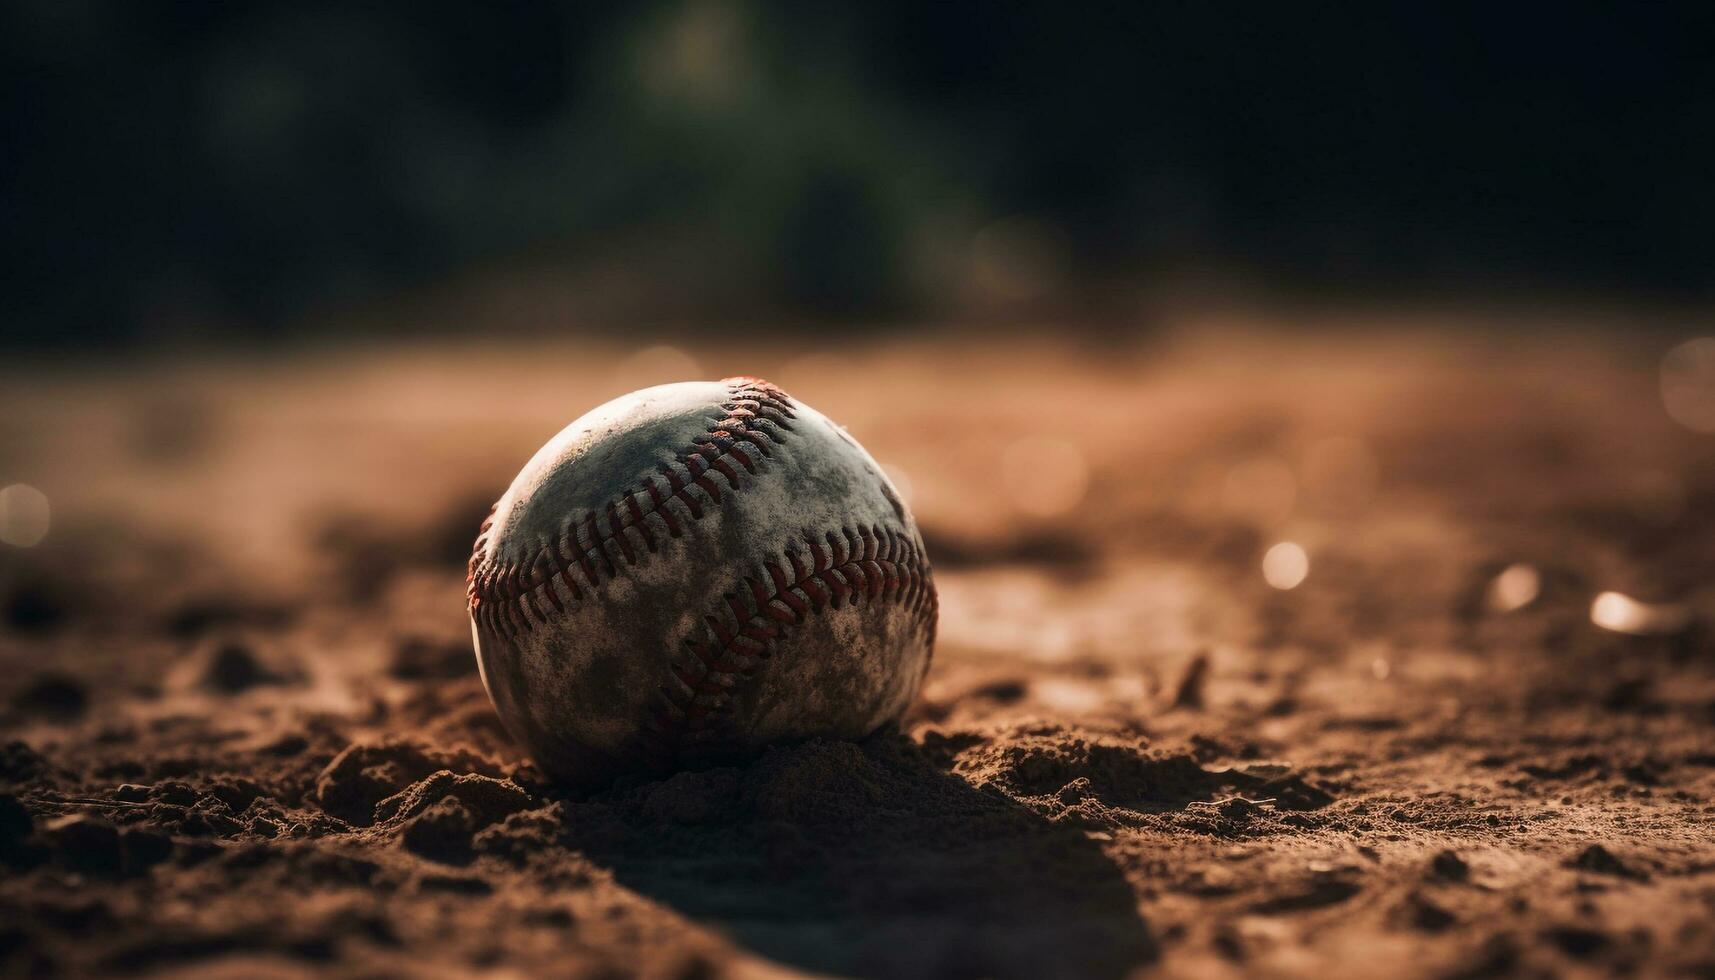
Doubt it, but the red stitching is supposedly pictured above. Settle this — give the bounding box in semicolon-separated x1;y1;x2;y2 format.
465;379;939;769
467;379;796;634
677;486;705;520
607;503;637;563
585;514;616;579
624;494;656;553
645;523;937;757
554;538;583;601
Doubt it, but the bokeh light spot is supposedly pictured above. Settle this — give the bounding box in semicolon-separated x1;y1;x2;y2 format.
1486;563;1541;613
1262;541;1309;590
1660;337;1715;432
0;484;51;548
1590;590;1689;636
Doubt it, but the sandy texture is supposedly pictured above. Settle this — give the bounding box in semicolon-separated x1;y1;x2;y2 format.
2;322;1714;978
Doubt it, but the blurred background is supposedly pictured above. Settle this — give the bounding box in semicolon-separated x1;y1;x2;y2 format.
6;1;1714;349
7;6;1715;977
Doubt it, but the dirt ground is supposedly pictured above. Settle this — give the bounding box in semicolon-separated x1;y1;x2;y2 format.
3;317;1714;978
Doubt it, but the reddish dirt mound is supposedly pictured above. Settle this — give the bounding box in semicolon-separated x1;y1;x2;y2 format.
3;328;1714;976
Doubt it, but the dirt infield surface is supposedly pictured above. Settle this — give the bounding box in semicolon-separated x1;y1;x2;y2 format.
3;320;1713;978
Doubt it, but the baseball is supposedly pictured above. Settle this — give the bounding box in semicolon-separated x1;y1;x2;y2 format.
467;377;937;788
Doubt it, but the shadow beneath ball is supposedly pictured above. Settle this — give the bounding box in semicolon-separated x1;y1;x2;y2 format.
560;732;1156;979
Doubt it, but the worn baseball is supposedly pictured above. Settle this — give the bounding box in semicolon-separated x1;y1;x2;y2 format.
467;378;937;788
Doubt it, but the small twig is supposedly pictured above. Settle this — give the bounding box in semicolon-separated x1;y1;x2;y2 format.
33;795;151;809
1188;796;1277;808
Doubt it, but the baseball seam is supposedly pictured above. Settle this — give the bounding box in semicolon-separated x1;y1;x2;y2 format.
467;378;797;639
642;524;937;756
468;377;937;770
